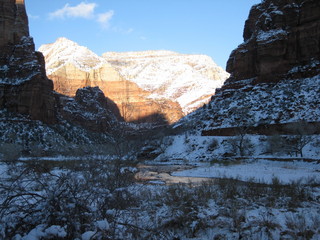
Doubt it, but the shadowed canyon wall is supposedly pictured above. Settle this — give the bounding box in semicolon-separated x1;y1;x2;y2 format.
0;0;56;123
224;0;320;90
191;0;320;136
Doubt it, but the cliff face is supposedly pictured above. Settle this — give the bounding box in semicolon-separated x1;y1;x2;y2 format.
103;51;229;114
0;0;56;123
57;87;121;132
39;38;229;124
224;0;320;90
39;38;187;124
184;0;320;134
0;0;29;48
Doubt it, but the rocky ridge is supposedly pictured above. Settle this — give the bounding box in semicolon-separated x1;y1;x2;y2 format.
182;0;320;134
39;38;229;124
57;87;122;132
104;51;229;114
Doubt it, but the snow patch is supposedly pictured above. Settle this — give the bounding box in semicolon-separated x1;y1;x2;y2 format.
104;51;229;114
96;219;110;231
172;160;320;184
257;29;288;43
39;37;107;74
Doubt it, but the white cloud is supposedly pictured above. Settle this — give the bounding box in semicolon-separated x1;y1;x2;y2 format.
112;27;134;34
97;10;114;29
28;14;40;20
48;2;125;31
49;2;97;19
126;28;134;34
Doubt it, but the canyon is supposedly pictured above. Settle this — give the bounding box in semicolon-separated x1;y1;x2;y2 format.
0;0;123;135
1;0;320;239
1;0;319;137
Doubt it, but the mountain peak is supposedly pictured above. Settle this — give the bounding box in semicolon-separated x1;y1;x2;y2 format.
39;37;106;74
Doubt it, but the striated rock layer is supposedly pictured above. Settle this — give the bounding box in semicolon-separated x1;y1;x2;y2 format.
0;0;56;123
103;51;229;114
39;38;189;124
183;0;320;135
224;0;320;90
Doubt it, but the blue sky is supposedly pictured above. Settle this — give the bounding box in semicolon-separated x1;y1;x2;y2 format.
26;0;261;69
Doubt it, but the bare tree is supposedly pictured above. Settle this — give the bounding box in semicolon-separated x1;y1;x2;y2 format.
284;121;316;157
229;107;254;156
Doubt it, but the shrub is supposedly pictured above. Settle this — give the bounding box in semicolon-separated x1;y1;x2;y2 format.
0;159;136;239
0;143;22;161
207;138;219;152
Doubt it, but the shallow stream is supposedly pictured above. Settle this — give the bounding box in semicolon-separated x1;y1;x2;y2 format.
135;164;213;185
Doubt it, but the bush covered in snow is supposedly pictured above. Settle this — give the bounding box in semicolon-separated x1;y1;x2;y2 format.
1;158;319;240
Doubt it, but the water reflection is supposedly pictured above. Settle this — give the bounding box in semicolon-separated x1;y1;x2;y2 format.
135;164;213;185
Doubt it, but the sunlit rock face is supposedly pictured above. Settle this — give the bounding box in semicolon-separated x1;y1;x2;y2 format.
103;51;229;115
40;38;229;124
182;0;320;135
0;0;56;123
39;38;184;124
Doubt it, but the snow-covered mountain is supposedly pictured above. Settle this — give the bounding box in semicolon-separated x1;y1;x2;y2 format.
104;51;229;114
39;38;229;118
39;37;107;74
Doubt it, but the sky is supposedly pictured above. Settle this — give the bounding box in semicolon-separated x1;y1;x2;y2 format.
26;0;261;69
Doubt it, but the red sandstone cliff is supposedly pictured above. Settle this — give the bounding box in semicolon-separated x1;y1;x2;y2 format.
223;0;320;90
0;0;56;123
183;0;320;135
39;38;184;124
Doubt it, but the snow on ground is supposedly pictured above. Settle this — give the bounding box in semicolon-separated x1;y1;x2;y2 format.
172;159;320;184
0;162;8;178
152;133;320;185
155;133;320;163
180;75;320;131
154;134;224;163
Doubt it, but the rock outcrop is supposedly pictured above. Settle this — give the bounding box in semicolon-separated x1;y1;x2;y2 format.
58;87;121;132
0;0;56;123
183;0;320;135
0;0;29;48
224;0;320;90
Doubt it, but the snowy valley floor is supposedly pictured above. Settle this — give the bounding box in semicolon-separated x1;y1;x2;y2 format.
137;158;320;186
0;154;320;240
171;159;320;185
